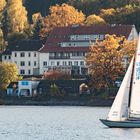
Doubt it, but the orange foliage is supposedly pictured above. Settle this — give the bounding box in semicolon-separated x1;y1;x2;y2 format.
86;34;136;89
43;70;71;80
40;3;85;38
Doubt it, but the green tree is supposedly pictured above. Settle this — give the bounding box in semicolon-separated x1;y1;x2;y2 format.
33;16;44;39
2;0;28;34
0;62;21;90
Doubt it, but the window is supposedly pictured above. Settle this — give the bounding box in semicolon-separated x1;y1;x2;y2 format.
43;61;47;66
99;35;104;40
68;61;72;66
80;61;84;66
57;61;60;66
15;61;17;64
34;52;36;57
21;81;28;85
74;61;78;66
20;52;25;57
20;61;25;66
14;53;17;57
20;69;25;75
28;52;31;57
28;61;31;66
34;61;37;66
4;55;7;59
50;61;55;66
8;56;11;59
63;61;67;66
28;70;31;75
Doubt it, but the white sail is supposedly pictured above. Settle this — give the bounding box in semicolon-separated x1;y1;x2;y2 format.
130;34;140;118
107;58;134;121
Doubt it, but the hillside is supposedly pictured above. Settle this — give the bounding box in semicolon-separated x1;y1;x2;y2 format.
23;0;140;31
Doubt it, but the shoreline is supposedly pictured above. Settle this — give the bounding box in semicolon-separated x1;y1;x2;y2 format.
0;97;114;107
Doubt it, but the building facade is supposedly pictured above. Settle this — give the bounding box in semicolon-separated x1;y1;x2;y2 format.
1;25;138;76
2;40;43;75
39;24;138;75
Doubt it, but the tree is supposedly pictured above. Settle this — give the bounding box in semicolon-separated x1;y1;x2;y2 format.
0;28;6;52
40;3;85;38
0;62;21;90
2;0;28;34
99;8;116;23
85;14;106;26
86;34;136;89
0;0;6;20
43;70;71;80
32;14;44;39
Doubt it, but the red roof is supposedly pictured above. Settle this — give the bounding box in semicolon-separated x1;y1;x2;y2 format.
40;24;134;53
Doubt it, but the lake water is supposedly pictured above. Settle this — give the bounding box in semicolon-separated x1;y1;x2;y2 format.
0;106;140;140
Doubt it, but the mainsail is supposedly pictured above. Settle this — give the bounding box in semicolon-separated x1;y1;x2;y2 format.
130;35;140;118
107;58;134;121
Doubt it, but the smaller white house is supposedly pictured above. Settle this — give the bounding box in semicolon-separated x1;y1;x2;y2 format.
18;80;40;96
7;80;40;97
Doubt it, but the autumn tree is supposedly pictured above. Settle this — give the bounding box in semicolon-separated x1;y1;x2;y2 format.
0;62;21;90
0;0;6;20
0;28;5;52
40;3;85;38
2;0;28;35
85;14;106;26
32;13;44;39
99;8;116;23
43;70;71;80
32;13;42;24
86;34;136;89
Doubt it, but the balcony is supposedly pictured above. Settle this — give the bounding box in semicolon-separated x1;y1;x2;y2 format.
49;56;70;59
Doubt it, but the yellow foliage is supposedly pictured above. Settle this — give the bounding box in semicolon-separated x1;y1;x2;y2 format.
32;13;42;24
4;0;28;33
0;62;21;89
40;3;85;38
85;14;106;26
86;34;136;89
0;0;6;12
100;8;116;18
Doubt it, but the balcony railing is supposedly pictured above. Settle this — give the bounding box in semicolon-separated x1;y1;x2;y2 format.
49;56;70;59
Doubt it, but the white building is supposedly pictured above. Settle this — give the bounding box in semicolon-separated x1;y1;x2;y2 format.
2;40;43;75
6;80;40;97
1;25;138;76
39;24;138;75
18;80;39;96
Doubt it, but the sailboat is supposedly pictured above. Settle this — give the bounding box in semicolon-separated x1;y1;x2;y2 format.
100;34;140;128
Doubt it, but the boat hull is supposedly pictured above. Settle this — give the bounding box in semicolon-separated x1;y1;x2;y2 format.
100;119;140;128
